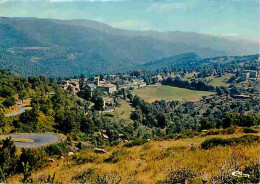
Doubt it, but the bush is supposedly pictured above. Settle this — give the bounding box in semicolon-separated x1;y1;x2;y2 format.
226;126;236;134
44;143;69;156
201;138;230;149
18;148;46;172
123;138;148;148
3;96;15;108
243;163;260;183
157;167;196;184
75;154;98;165
201;135;259;149
104;149;130;163
220;163;259;184
243;128;258;133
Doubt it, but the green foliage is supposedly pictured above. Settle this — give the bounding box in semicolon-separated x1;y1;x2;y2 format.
0;137;18;179
21;162;33;183
243;128;258;133
2;96;15;108
44;143;70;156
18;148;46;172
157;167;196;184
75;154;98;165
123;138;148;148
201;135;259;149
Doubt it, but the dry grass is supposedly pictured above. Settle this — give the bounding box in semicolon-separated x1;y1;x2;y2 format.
9;131;259;183
113;100;134;122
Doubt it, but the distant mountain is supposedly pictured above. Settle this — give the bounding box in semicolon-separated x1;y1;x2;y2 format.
0;17;258;77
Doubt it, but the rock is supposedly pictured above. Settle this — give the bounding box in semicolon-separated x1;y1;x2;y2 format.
94;148;107;154
58;155;64;160
68;152;74;156
48;158;55;162
102;134;109;139
232;171;250;178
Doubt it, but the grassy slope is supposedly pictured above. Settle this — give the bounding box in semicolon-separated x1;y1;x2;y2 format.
10;130;259;183
113;100;134;124
132;85;215;102
205;74;233;87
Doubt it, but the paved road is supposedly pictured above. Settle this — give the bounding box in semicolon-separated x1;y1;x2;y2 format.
4;100;30;117
1;133;58;147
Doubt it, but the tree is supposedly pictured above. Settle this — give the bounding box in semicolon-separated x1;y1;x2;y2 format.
79;74;85;90
19;105;40;132
156;113;169;128
99;74;104;81
80;117;95;135
0;137;18;179
18;90;27;104
93;96;104;111
3;96;15;108
200;117;215;130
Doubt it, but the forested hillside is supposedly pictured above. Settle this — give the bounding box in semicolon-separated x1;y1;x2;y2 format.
0;17;258;77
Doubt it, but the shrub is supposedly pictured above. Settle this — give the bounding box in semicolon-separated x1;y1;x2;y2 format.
3;96;15;108
18;148;46;172
104;149;130;163
157;167;196;184
226;126;236;134
243;163;260;183
220;163;259;184
44;143;69;156
201;138;230;149
75;154;98;164
201;135;259;149
73;168;95;183
243;128;258;133
123;138;148;148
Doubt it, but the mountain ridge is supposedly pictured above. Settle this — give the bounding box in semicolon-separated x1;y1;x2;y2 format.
0;17;259;77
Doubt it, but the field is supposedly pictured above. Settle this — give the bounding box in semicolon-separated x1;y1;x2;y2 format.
113;100;133;121
9;129;259;183
132;85;215;102
205;74;233;87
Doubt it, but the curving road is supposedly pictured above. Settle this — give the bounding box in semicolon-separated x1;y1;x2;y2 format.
1;133;58;147
4;100;30;117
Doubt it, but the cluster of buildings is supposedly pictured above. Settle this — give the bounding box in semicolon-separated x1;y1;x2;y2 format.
241;70;259;81
60;75;149;96
60;79;80;94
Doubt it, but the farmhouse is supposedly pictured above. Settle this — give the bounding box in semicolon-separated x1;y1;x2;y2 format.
60;80;80;94
155;75;163;82
102;83;117;93
83;84;96;91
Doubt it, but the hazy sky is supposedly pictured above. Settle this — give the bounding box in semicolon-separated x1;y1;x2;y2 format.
0;0;259;38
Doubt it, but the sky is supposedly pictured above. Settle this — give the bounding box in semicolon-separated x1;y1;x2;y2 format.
0;0;259;38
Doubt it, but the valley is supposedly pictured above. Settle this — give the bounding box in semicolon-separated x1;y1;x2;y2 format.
0;52;259;183
0;3;259;182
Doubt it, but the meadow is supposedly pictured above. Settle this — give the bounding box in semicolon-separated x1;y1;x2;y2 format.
132;85;215;102
9;128;259;183
205;74;233;87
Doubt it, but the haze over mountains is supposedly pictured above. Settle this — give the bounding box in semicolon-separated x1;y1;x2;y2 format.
0;17;259;77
